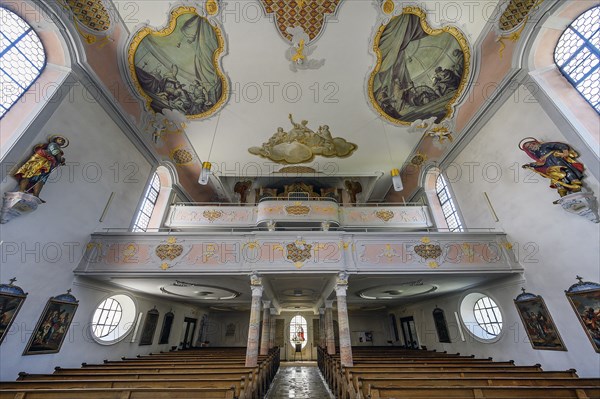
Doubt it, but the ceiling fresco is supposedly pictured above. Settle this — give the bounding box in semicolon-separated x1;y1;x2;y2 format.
53;0;563;202
368;6;471;125
127;6;228;119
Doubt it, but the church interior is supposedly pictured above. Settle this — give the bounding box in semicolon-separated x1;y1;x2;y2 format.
0;0;599;397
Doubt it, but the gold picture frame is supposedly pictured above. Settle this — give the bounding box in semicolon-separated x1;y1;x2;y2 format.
127;6;228;120
368;6;471;125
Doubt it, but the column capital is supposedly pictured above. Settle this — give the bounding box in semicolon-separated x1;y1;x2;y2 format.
325;300;334;308
262;300;271;308
270;308;278;316
335;284;348;297
336;271;348;286
319;308;325;315
250;272;262;286
250;285;263;297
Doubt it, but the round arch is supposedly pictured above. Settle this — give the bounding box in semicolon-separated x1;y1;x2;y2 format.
0;0;76;160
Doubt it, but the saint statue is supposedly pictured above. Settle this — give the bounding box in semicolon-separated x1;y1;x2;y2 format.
13;136;68;201
519;137;584;200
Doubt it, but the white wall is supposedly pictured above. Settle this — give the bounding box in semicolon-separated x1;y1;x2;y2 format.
205;311;249;348
395;85;599;377
349;311;391;346
0;83;201;380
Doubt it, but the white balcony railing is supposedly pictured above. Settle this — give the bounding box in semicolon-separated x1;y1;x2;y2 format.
164;200;433;231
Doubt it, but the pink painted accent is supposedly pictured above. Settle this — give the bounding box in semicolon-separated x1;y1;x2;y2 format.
245;292;262;367
259;305;270;355
325;305;335;355
336;291;353;367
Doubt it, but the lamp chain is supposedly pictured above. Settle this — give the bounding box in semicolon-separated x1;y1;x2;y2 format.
207;112;221;163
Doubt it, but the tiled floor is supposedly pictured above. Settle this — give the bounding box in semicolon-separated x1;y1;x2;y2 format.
265;363;334;399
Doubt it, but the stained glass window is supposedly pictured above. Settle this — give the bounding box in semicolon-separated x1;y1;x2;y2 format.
0;7;46;118
290;315;308;349
554;6;600;113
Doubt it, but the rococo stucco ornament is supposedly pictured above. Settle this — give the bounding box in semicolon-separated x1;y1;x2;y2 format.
248;114;357;164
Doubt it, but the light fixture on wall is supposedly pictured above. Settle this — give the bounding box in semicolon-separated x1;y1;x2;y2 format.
382;121;403;191
199;112;222;185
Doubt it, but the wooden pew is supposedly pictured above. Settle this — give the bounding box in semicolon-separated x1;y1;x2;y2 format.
11;347;280;399
367;385;600;398
357;377;600;399
0;386;238;399
1;377;248;399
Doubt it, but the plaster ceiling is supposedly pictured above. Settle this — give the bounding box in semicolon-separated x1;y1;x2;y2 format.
100;271;509;313
114;0;499;185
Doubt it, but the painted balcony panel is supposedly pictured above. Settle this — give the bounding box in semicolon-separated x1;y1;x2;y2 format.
76;232;521;275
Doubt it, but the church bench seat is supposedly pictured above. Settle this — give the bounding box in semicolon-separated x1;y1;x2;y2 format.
1;378;248;398
356;377;600;399
367;385;600;399
0;387;237;399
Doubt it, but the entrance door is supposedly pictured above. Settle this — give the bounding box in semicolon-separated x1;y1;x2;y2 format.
182;317;197;349
400;316;419;349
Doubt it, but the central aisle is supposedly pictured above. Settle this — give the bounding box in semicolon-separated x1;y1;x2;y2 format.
265;362;334;399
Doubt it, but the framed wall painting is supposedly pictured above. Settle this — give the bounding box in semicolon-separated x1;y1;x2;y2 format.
139;307;160;346
514;289;566;351
23;290;78;355
432;307;451;343
565;277;600;353
0;279;28;345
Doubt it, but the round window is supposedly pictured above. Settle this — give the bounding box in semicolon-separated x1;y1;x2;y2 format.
460;293;503;341
91;294;137;345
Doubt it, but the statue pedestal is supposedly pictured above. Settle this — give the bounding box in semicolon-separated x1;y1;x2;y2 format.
556;191;600;223
1;192;43;224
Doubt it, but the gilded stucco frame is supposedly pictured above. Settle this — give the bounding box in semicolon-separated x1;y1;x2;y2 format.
368;6;471;126
126;6;228;120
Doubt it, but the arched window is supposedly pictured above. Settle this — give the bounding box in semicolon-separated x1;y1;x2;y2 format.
132;171;161;232
554;5;599;113
290;315;308;349
435;173;464;232
0;7;46;118
132;165;174;232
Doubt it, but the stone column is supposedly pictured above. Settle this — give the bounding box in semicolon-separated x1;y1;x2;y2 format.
269;308;277;349
245;274;263;367
319;308;325;348
325;300;335;355
336;272;353;367
259;300;271;355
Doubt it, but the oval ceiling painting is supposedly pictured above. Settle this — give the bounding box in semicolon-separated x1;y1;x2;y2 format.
369;7;470;125
128;6;228;119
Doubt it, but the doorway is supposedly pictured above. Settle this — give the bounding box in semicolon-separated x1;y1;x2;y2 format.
400;316;419;349
181;317;197;349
